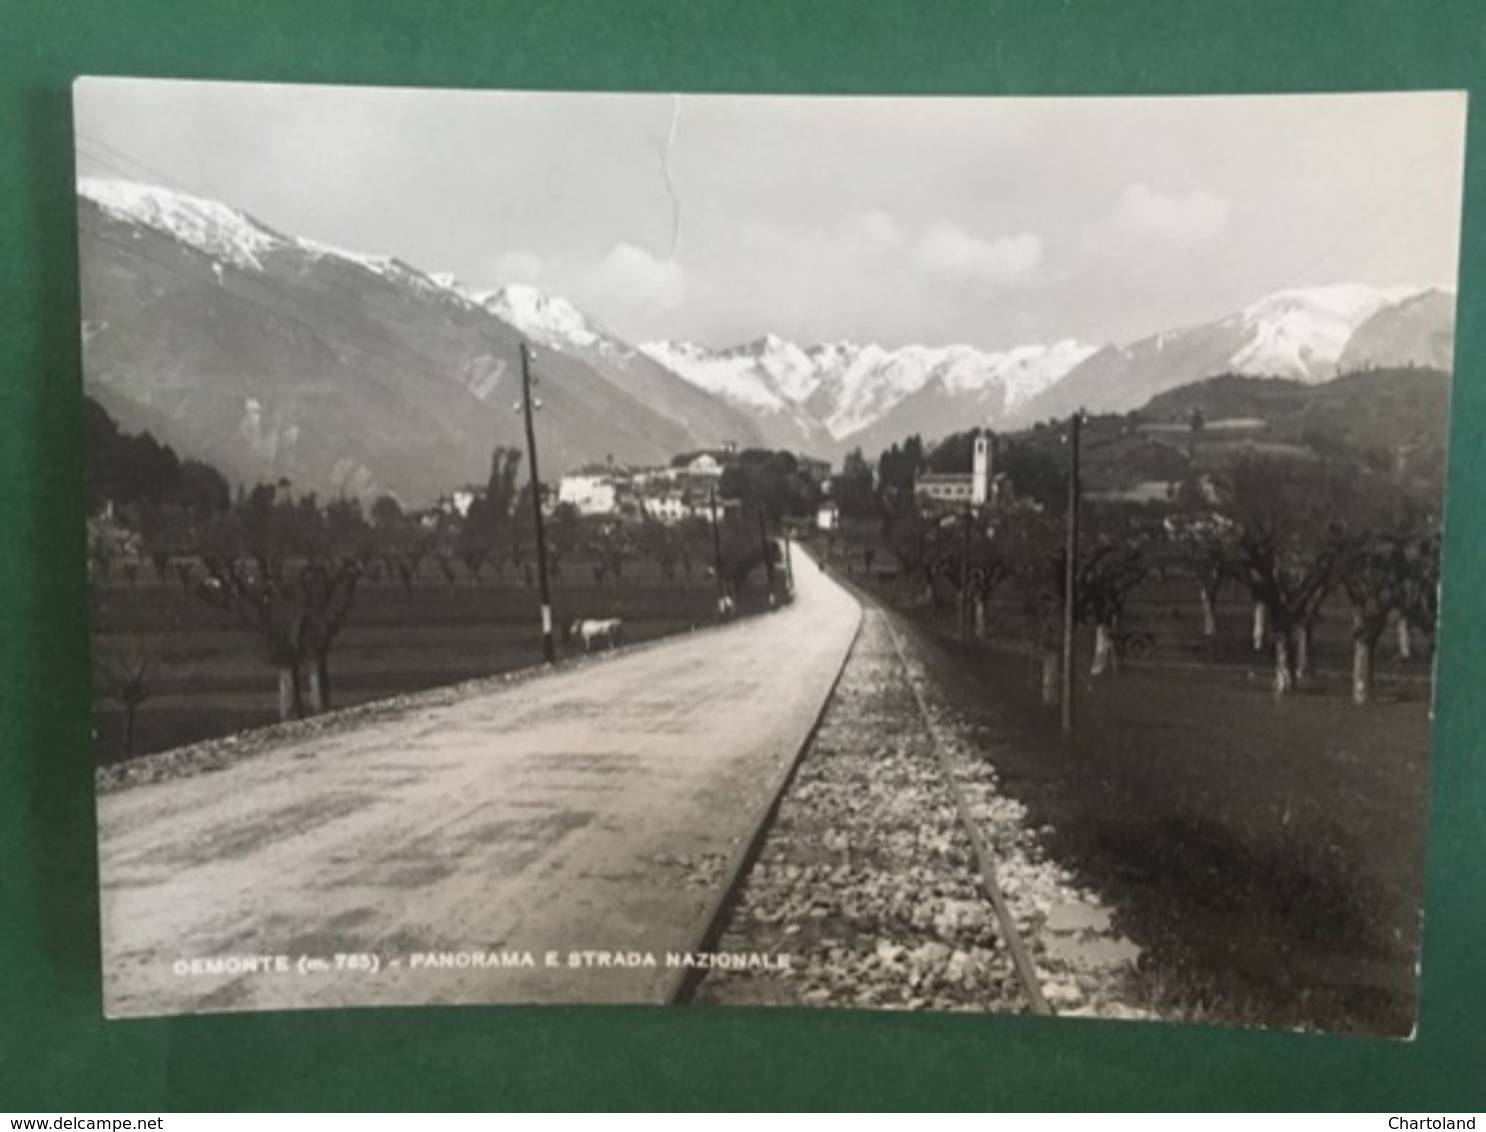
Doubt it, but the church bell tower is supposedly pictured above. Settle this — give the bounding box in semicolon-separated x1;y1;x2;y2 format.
972;431;992;506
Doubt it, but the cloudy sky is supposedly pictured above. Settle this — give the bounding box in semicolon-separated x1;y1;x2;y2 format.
74;80;1467;351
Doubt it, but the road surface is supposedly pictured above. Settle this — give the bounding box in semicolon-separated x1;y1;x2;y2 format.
96;547;861;1016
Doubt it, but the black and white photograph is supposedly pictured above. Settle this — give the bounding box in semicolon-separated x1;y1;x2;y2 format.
77;79;1464;1034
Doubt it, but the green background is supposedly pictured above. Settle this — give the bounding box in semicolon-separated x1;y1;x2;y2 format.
3;0;1484;1111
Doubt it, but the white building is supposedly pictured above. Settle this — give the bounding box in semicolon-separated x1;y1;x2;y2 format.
641;494;693;524
914;432;997;508
686;453;725;478
558;473;620;516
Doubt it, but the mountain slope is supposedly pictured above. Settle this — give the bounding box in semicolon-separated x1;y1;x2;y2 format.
643;335;1095;455
1016;284;1447;425
639;338;837;452
1337;289;1457;373
77;180;736;502
485;285;768;451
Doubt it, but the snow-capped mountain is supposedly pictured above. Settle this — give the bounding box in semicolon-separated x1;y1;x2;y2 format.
483;285;768;450
1012;282;1454;426
79;178;1455;483
642;335;1097;452
76;179;752;500
639;337;836;452
1337;288;1457;374
1227;284;1422;379
647;281;1451;456
485;284;604;349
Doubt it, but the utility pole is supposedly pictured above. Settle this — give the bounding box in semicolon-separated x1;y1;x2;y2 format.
518;342;556;663
709;484;725;601
959;505;972;642
757;507;776;596
1061;410;1082;738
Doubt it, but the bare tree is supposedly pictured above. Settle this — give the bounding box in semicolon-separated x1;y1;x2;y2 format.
194;484;365;722
1080;542;1148;676
93;634;159;761
1219;457;1352;695
1002;510;1066;707
1164;511;1233;638
1340;534;1408;705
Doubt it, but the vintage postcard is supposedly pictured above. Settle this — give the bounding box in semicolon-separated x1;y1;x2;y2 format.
78;79;1465;1033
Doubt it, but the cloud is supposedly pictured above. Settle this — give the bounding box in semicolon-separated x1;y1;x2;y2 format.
585;242;687;312
914;221;1043;288
1092;184;1231;250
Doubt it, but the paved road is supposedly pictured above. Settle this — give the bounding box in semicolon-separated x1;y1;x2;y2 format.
96;548;861;1016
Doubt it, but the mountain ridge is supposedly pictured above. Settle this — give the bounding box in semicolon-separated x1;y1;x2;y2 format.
78;177;1458;493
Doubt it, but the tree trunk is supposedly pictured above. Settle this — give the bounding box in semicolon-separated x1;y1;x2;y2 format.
307;651;332;714
974;596;987;640
1252;601;1269;651
1296;622;1313;682
1091;623;1118;676
1040;648;1061;708
122;704;137;761
1273;632;1296;696
1200;584;1218;637
1352;636;1375;706
277;663;303;722
1396;615;1413;660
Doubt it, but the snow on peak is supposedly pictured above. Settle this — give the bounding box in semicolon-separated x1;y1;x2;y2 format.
644;333;1097;441
486;285;602;348
1230;283;1426;380
79;177;285;271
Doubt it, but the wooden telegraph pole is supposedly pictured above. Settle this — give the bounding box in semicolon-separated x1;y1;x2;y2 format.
1061;410;1082;738
757;507;776;596
959;505;972;642
518;342;556;663
709;484;725;601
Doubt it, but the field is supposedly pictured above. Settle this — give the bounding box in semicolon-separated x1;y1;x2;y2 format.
89;559;764;763
824;530;1434;1035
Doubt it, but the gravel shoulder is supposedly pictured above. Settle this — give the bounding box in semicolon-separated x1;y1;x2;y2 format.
695;603;1153;1020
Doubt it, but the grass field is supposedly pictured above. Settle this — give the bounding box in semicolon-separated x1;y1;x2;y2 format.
90;559;764;763
826;533;1434;1035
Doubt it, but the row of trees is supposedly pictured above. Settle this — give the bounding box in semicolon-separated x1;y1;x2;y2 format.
881;453;1440;706
91;443;787;753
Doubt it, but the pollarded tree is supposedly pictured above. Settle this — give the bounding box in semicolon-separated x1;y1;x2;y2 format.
1399;530;1442;652
1163;507;1234;638
948;519;1015;640
1079;541;1148;676
194;484;364;721
928;512;1013;639
1001;509;1068;707
1218;457;1355;695
886;503;937;608
93;633;159;761
1342;511;1440;704
196;486;314;721
302;497;371;713
1340;532;1408;706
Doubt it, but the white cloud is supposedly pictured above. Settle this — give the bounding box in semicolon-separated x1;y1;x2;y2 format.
1094;184;1231;248
585;242;686;312
914;221;1043;287
570;242;687;337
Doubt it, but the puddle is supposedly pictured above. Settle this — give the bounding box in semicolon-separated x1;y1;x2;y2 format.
1041;900;1142;969
1045;901;1111;933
